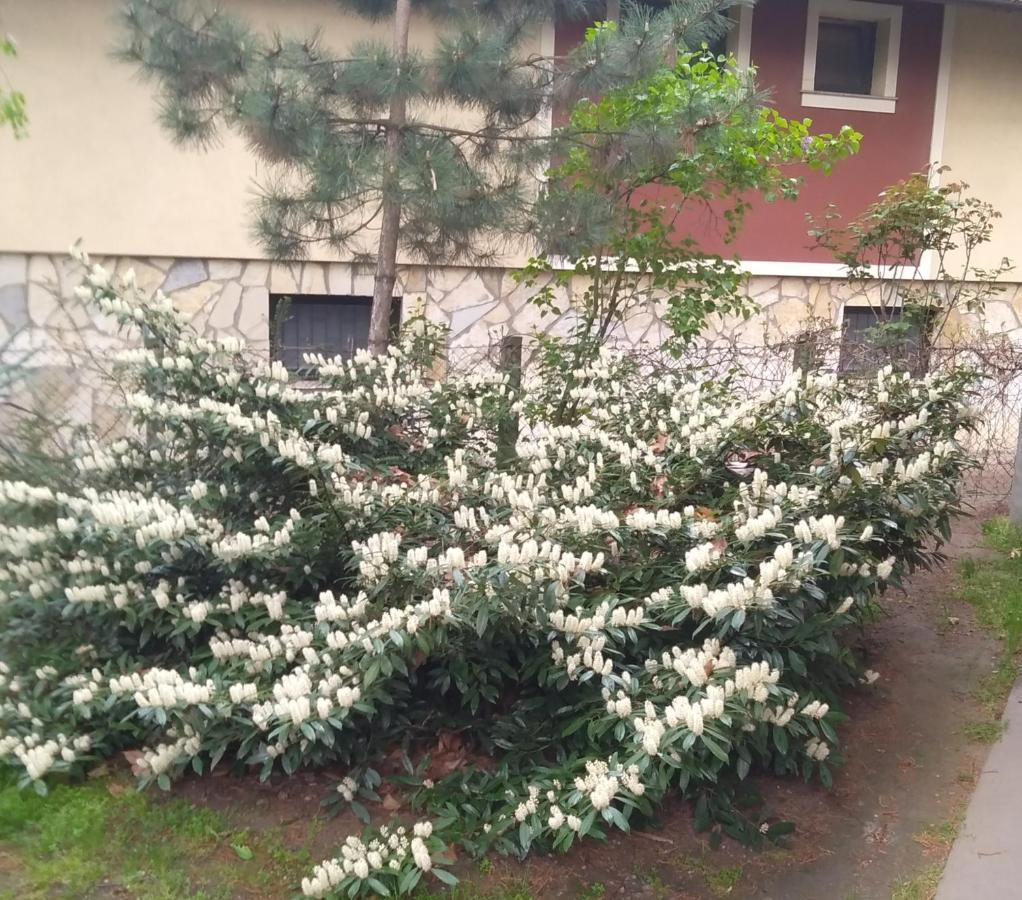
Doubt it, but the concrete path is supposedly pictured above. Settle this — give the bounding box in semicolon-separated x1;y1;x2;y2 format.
936;676;1022;899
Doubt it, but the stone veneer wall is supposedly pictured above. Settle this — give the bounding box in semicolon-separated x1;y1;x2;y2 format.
4;251;1022;431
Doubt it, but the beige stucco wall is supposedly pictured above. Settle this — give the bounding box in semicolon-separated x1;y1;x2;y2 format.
942;4;1022;273
0;0;547;264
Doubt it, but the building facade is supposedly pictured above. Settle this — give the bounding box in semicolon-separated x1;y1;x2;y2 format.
2;0;1022;428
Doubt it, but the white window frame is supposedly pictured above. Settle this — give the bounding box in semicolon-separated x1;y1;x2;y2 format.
801;0;903;114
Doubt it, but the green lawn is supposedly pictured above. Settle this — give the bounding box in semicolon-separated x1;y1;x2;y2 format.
0;774;310;899
957;517;1022;737
959;518;1022;653
0;771;548;899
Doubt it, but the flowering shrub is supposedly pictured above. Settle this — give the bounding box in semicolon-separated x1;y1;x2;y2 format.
0;253;976;895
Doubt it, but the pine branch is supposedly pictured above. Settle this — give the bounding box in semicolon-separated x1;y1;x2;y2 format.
118;0;742;272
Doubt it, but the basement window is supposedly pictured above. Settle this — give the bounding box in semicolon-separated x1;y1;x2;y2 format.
838;305;927;376
271;294;396;370
802;0;902;114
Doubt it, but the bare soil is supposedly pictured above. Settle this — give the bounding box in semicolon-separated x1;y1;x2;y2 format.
166;512;1003;900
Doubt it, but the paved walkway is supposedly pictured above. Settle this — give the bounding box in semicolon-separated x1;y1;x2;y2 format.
936;676;1022;899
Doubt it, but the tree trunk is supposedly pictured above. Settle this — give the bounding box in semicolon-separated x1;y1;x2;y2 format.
368;0;412;355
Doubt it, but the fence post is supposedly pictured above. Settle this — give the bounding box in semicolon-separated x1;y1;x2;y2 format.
497;335;523;468
1010;415;1022;523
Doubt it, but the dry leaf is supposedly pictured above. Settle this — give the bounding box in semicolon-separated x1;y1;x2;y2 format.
388;466;414;485
121;750;146;777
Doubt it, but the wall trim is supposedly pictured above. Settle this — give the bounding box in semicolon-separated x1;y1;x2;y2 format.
548;255;925;280
740;260;930;279
929;5;956;175
800;91;897;114
921;4;957;279
734;5;754;68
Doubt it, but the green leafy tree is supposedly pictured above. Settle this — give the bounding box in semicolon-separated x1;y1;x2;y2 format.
119;0;748;351
520;44;860;421
0;33;27;137
809;170;1012;374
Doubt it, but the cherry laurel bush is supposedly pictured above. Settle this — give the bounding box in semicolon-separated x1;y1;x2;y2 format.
0;250;976;897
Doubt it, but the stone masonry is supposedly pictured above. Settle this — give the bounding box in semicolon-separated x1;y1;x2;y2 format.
4;251;1022;433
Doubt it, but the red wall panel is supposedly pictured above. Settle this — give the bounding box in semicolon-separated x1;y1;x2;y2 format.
553;1;944;263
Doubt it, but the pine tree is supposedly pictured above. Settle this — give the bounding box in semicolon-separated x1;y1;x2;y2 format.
118;0;740;351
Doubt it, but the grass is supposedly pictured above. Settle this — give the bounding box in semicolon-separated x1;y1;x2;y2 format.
635;866;672;900
886;517;1022;900
671;856;744;897
0;769;554;899
632;860;741;899
897;812;964;897
0;774;310;899
956;517;1022;743
959;518;1022;652
416;882;535;900
960;720;1005;744
913;818;959;857
890;864;942;900
705;865;743;896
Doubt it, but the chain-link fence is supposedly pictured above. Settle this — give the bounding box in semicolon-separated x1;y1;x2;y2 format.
446;328;1022;510
4;291;1021;510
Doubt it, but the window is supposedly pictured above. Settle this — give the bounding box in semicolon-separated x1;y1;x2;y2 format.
815;19;877;94
802;0;902;114
838;306;927;376
270;294;400;369
705;32;728;59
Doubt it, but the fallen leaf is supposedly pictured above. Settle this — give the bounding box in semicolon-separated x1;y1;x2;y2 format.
388;465;414;485
649;433;669;454
437;732;463;754
232;844;254;861
121;750;146;777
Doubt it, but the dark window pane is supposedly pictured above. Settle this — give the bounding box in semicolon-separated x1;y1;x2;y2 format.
815;18;877;95
705;32;728;58
271;294;382;370
839;306;926;376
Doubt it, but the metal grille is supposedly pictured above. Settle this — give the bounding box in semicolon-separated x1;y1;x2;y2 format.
4;293;1022;511
271;294;373;369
